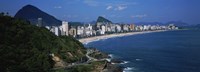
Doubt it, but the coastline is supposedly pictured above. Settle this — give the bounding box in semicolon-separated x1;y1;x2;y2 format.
79;30;172;72
79;30;168;44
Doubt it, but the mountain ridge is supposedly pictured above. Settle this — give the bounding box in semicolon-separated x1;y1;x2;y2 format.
135;21;189;26
15;5;61;26
96;16;112;23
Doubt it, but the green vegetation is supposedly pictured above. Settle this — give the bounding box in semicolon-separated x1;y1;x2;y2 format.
66;60;107;72
89;51;109;59
66;65;93;72
0;14;86;72
54;36;87;63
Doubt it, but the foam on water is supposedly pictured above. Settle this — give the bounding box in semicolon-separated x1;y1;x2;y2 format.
106;58;111;62
123;67;135;72
108;54;114;59
83;38;101;45
120;61;129;64
135;58;143;61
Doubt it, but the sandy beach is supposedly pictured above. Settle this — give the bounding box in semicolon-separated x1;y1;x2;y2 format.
78;30;168;44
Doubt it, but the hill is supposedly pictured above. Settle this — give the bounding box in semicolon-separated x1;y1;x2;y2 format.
96;16;112;23
14;5;61;26
0;15;86;72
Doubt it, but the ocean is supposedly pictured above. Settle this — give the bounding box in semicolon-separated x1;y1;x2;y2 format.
85;29;200;72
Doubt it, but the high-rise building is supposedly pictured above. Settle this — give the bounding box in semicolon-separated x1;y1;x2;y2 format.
101;25;106;34
129;24;135;31
37;18;42;27
54;27;60;36
77;26;84;37
122;24;129;32
115;25;121;32
62;21;69;36
69;26;77;37
96;22;102;30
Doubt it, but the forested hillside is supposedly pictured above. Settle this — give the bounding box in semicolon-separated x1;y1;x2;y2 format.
0;14;86;72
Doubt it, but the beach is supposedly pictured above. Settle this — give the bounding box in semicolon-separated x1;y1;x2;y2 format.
79;30;167;44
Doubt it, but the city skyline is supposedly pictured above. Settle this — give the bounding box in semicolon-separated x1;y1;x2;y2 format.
1;0;200;24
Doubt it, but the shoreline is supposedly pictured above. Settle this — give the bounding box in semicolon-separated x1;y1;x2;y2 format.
79;29;182;72
79;30;168;44
79;30;173;72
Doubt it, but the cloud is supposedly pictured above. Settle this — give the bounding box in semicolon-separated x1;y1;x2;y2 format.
106;5;127;11
131;14;147;18
106;2;135;11
54;6;62;9
115;5;127;11
106;6;113;10
82;0;137;11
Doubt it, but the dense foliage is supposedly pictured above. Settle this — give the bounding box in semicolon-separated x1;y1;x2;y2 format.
65;61;106;72
0;15;86;72
54;36;87;63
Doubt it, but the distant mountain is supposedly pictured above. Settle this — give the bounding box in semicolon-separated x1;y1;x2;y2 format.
15;5;61;26
135;22;164;25
96;16;112;23
196;24;200;27
166;21;189;26
68;22;84;27
184;24;200;29
89;20;96;24
194;24;200;29
135;21;189;26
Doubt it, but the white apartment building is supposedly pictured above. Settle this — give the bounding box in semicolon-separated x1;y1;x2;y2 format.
62;21;69;36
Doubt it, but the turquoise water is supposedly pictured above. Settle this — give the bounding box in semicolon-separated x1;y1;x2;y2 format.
85;30;200;72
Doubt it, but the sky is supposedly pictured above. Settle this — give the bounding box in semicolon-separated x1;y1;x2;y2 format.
1;0;200;24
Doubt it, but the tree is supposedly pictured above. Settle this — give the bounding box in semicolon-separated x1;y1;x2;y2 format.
0;12;4;16
6;12;9;16
0;15;87;72
0;15;54;72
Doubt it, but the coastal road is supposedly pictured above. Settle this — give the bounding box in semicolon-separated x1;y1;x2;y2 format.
53;49;108;70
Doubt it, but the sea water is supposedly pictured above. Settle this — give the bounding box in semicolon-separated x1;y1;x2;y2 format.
85;29;200;72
